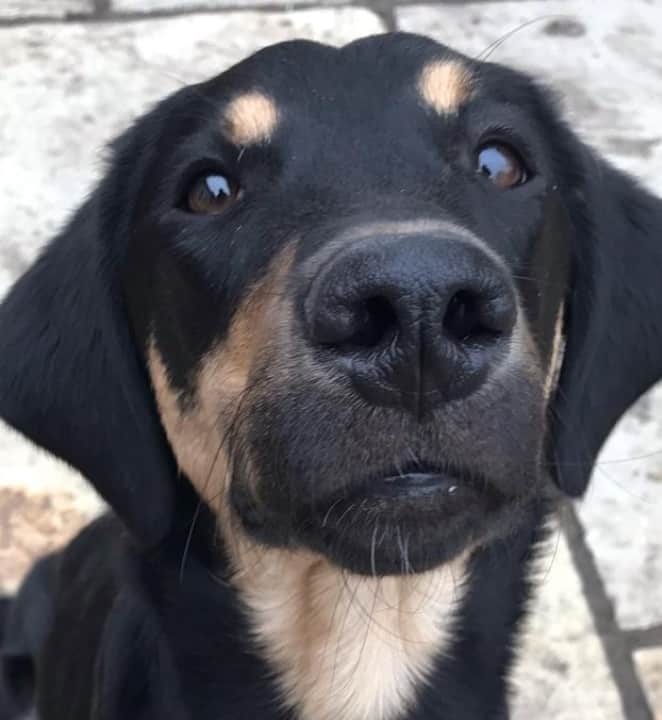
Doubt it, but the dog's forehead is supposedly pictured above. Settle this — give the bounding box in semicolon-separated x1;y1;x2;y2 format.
204;34;481;139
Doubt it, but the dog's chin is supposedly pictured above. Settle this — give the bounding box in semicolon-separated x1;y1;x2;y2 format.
306;471;532;575
233;469;537;576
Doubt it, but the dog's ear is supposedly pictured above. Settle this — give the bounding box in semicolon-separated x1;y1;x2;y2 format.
551;156;662;496
0;122;176;545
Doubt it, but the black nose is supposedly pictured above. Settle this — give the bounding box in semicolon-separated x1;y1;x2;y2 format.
304;233;517;415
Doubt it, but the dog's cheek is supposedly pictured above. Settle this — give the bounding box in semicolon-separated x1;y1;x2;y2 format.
145;244;297;515
471;309;547;466
147;343;236;511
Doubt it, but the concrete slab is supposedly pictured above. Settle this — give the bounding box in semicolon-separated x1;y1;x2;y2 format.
634;647;662;720
0;422;104;593
581;387;662;629
397;0;662;630
511;523;624;720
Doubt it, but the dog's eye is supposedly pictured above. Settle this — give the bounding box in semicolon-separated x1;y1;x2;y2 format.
186;173;239;214
476;143;527;189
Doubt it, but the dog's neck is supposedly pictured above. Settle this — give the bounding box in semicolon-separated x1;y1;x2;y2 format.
227;537;469;720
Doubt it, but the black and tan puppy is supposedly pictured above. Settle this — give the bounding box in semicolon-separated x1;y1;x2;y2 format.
1;32;661;720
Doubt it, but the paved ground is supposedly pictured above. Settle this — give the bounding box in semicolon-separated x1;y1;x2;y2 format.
1;0;661;718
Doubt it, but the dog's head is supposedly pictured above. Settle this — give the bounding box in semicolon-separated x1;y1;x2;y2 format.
2;34;661;575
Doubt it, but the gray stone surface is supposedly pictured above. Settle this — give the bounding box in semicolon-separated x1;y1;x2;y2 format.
635;648;662;720
582;386;662;629
0;422;104;593
0;1;91;19
398;0;662;631
511;525;624;720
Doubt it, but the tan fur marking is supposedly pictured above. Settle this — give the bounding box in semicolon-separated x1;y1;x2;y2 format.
544;303;566;401
231;539;468;720
147;246;294;508
418;60;473;114
224;91;278;146
149;345;232;500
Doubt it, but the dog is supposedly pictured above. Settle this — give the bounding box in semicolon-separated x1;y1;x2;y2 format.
1;31;661;720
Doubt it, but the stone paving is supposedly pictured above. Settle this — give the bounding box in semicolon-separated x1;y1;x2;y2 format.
0;1;661;718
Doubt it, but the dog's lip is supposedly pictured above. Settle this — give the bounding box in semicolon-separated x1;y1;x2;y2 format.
317;462;500;510
361;471;463;499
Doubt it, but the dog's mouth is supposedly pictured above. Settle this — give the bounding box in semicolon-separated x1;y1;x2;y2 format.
230;445;543;575
270;462;523;576
356;468;478;501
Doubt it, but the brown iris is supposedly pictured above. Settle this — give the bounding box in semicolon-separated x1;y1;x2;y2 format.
477;143;527;189
186;173;240;214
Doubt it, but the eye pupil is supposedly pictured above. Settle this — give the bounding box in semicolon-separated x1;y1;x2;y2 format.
477;143;527;189
206;174;231;198
479;147;507;177
186;172;239;214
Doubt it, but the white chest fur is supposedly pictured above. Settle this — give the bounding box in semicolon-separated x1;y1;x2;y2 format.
233;548;469;720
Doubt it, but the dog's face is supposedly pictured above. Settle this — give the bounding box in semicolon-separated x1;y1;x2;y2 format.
121;35;572;575
2;32;660;581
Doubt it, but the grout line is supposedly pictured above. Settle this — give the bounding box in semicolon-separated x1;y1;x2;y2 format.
93;0;112;17
368;4;397;31
0;5;321;29
0;3;351;28
0;0;524;29
624;625;662;651
562;505;654;720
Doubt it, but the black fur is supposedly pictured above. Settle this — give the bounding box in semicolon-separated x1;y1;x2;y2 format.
1;33;662;720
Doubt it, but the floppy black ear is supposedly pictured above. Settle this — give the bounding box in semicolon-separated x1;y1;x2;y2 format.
0;127;176;545
551;156;662;496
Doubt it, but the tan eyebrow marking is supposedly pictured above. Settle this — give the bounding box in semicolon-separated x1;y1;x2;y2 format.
223;91;279;146
418;60;474;115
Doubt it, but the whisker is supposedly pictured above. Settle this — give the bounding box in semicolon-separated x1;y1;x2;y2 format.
322;496;345;528
351;574;380;680
476;15;574;61
370;519;380;579
179;499;203;583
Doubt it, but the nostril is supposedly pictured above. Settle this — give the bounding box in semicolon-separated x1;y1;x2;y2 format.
443;289;507;345
338;296;398;351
